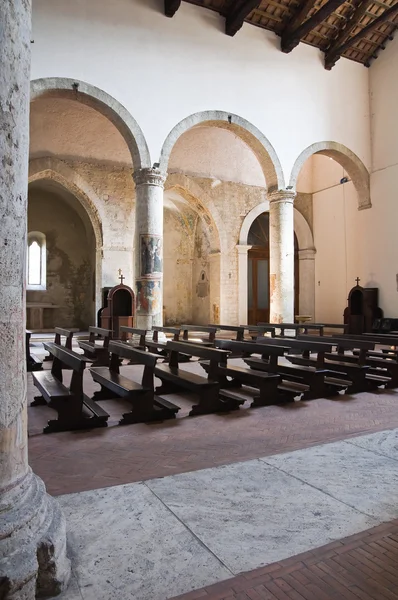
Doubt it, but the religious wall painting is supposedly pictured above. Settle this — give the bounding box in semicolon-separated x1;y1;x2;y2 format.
140;234;162;278
137;279;161;314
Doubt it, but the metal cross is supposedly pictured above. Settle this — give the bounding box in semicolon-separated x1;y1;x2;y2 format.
118;268;125;285
355;277;361;286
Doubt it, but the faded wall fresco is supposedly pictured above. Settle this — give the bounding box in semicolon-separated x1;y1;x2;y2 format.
27;185;96;329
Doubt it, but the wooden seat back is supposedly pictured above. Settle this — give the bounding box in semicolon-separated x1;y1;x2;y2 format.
108;341;160;391
120;326;147;346
216;339;288;370
43;342;85;396
152;326;181;341
166;340;230;380
240;325;276;338
259;337;333;352
180;325;217;342
208;324;245;341
297;334;375;364
54;327;74;349
88;326;112;347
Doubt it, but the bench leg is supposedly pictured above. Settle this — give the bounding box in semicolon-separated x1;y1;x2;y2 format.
44;417;108;434
93;384;117;400
189;387;239;416
251;381;280;407
301;374;328;400
31;395;47;406
119;392;179;425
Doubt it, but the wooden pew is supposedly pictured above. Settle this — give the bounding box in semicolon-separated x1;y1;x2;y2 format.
252;337;350;398
43;326;76;362
26;330;43;372
89;341;179;424
211;339;303;405
155;341;241;415
295;335;387;392
258;322;325;337
208;324;245;341
180;325;217;346
31;342;109;433
78;326;111;367
318;323;348;335
120;326;147;348
240;325;276;340
145;326;181;357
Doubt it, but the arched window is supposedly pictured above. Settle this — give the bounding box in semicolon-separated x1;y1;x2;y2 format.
27;232;46;290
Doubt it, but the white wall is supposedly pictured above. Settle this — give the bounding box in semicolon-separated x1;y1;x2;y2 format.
31;0;371;179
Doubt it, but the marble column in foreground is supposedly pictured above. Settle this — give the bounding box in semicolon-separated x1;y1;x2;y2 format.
0;1;70;597
269;190;296;323
133;168;166;329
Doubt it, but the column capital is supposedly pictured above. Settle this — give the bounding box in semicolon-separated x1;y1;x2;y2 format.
133;167;167;187
268;189;296;205
236;244;252;254
299;247;316;260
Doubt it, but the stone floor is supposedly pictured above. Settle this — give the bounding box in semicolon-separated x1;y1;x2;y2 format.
53;429;398;600
27;347;398;600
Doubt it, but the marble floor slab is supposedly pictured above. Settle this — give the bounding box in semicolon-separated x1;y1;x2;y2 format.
57;482;232;600
147;459;376;573
264;439;398;520
346;427;398;461
54;428;398;600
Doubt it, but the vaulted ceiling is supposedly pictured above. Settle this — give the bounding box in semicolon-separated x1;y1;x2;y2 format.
163;0;398;68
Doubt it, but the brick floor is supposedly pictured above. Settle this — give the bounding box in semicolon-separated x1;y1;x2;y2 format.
169;521;398;599
28;363;398;496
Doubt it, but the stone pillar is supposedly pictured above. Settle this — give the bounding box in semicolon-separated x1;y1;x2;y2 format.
269;190;296;323
209;251;221;324
237;245;252;325
133;168;166;329
298;248;316;320
0;2;70;597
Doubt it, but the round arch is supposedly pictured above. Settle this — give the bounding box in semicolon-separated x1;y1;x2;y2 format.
159;111;285;193
30;77;151;170
28;158;104;316
237;202;315;324
289;141;371;211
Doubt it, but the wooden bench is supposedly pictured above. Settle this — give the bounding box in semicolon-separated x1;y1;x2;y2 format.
26;330;43;372
43;327;76;362
252;337;349;398
31;342;109;433
240;325;276;340
208;324;245;341
258;322;325;337
120;326;147;347
180;325;217;346
155;341;241;415
145;326;181;357
89;341;179;424
78;326;111;367
211;339;301;405
294;335;384;392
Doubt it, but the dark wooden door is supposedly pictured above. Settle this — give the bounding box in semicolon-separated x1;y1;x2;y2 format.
248;250;269;325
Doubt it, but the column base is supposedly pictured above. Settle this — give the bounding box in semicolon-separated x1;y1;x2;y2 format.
136;312;163;330
0;470;70;599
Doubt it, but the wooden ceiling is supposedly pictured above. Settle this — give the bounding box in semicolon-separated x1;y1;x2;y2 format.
164;0;398;68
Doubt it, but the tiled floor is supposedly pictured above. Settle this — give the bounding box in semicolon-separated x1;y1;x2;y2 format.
169;521;398;599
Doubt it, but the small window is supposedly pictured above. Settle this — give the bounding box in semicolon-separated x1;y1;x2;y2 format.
27;232;46;290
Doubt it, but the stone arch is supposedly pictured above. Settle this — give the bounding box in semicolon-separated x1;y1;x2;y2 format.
237;202;315;323
28;158;104;315
159;111;285;193
30;77;151;169
289;141;371;211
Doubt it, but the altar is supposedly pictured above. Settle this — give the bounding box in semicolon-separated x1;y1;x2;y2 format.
26;302;60;331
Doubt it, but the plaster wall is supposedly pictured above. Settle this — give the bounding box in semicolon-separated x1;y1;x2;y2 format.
31;0;371;178
27;188;95;328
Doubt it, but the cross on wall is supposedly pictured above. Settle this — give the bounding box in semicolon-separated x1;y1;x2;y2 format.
118;268;125;285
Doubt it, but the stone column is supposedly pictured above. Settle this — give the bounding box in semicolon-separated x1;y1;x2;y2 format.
237;244;252;325
269;190;296;323
0;2;70;597
209;251;221;324
133;168;166;329
298;248;316;320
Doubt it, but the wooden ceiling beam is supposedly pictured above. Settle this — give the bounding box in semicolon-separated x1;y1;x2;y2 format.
282;0;317;36
164;0;182;18
324;0;373;68
325;2;398;65
225;0;262;36
281;0;347;52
